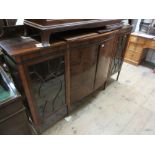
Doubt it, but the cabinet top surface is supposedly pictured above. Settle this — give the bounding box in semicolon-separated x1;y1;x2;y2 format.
0;30;118;57
0;37;40;56
0;37;67;57
0;21;128;58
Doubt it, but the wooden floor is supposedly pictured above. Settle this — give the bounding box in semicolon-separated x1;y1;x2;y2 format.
43;62;155;135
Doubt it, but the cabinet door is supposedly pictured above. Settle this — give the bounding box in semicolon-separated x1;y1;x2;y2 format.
70;45;98;104
110;26;132;76
94;36;115;90
27;56;67;131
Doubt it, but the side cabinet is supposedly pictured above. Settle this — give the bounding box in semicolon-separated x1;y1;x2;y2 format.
94;33;116;90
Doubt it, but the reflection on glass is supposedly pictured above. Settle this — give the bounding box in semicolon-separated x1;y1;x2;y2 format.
0;66;19;103
28;56;66;120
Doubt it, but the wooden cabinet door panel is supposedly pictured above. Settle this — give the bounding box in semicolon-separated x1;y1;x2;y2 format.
70;45;98;103
94;37;114;90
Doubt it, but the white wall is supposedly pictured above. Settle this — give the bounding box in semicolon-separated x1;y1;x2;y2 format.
16;19;24;25
135;19;141;32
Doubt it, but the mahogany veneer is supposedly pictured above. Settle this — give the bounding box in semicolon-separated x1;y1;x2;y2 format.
0;20;132;133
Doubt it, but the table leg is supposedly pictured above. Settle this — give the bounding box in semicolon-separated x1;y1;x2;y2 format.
41;31;50;47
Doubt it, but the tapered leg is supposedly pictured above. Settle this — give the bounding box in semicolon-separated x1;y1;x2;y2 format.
116;71;121;81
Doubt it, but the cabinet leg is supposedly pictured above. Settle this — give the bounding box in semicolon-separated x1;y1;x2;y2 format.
116;71;121;81
41;32;50;47
103;81;108;90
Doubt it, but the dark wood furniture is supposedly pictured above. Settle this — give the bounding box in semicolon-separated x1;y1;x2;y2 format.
0;66;32;134
0;19;17;27
0;20;132;133
24;19;122;46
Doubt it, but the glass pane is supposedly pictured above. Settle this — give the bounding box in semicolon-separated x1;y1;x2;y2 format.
0;85;14;102
28;56;66;120
0;66;19;103
110;35;128;75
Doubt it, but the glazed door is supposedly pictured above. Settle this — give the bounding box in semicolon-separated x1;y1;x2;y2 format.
109;26;132;76
27;55;67;131
94;35;115;90
70;45;98;104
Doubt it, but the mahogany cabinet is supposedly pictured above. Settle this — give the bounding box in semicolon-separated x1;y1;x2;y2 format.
0;20;132;133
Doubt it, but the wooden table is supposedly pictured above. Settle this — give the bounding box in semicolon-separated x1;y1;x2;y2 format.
24;19;122;46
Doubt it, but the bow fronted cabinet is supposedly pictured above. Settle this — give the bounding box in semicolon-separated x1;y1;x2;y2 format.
0;20;132;133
